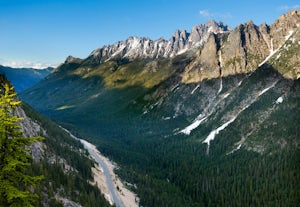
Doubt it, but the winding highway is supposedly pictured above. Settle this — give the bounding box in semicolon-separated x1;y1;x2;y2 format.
61;127;123;207
80;139;124;207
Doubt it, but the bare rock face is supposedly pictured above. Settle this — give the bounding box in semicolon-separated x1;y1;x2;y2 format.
55;195;83;207
189;20;230;44
270;10;300;49
182;10;300;83
221;21;269;75
222;9;300;78
182;34;220;83
15;107;46;161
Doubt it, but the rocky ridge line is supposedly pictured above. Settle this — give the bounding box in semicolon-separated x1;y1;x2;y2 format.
182;10;300;82
69;20;230;65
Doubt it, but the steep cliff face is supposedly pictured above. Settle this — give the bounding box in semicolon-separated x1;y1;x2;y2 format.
14;106;46;161
181;33;221;82
222;21;268;73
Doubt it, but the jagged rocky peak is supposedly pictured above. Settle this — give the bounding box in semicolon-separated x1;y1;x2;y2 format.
172;29;188;40
270;9;300;49
84;20;230;64
275;9;300;26
234;20;268;56
189;20;230;44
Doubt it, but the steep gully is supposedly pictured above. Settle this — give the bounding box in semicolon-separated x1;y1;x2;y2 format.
179;50;223;136
179;50;223;135
202;80;277;155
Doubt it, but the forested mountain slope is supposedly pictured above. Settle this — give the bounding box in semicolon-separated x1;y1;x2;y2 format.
0;75;111;207
20;10;300;206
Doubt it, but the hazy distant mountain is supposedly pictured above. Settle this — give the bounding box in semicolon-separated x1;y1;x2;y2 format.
21;10;300;206
0;65;53;92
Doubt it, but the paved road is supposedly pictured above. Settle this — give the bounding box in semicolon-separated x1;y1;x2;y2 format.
80;140;124;207
61;127;123;207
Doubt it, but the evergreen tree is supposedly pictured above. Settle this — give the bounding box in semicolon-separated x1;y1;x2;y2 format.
0;84;43;207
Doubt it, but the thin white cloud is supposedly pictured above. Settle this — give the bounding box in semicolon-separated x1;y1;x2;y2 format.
277;5;300;11
0;59;58;69
199;10;213;18
199;10;232;19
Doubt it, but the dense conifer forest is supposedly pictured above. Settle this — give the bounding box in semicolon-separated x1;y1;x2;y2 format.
0;75;112;207
22;103;112;207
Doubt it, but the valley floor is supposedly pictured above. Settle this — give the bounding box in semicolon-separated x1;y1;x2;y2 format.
61;127;139;207
80;139;139;207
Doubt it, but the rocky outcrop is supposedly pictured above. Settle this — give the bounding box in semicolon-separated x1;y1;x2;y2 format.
55;195;83;207
15;107;46;161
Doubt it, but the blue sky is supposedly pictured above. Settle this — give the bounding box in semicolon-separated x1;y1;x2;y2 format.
0;0;299;68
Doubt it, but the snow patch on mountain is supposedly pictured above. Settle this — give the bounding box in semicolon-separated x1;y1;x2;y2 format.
202;116;236;146
191;84;200;94
259;30;295;67
203;81;278;154
223;93;230;98
285;30;294;40
180;117;207;135
258;83;276;96
217;78;223;94
276;96;283;104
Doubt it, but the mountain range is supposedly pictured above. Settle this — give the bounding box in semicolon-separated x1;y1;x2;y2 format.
78;20;230;65
18;10;300;206
0;65;53;92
